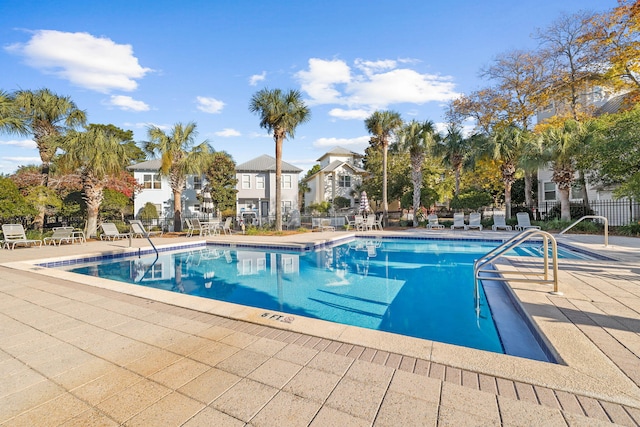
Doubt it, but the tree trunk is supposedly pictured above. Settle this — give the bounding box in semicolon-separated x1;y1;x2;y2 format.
524;171;534;207
83;177;103;238
173;189;183;232
558;187;571;221
382;142;389;227
411;153;423;227
578;170;590;210
504;182;512;219
275;134;283;232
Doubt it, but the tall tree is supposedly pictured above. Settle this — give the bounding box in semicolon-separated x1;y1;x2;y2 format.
365;110;403;226
60;124;132;237
11;89;86;230
586;0;640;94
435;124;472;197
485;125;529;218
203;151;238;215
145;122;211;232
249;88;310;231
396;119;437;227
537;119;594;221
0;90;26;134
12;89;86;181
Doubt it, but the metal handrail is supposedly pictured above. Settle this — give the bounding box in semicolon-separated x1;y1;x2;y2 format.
473;229;561;313
558;215;608;247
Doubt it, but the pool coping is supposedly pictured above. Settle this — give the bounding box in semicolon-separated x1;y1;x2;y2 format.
2;232;640;409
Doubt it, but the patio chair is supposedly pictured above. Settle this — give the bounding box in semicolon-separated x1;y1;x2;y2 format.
354;215;365;231
491;214;512;231
185;218;209;237
426;214;445;230
99;222;131;240
222;217;233;235
451;213;466;230
320;218;335;232
374;213;384;230
515;212;540;231
364;215;376;231
344;215;356;231
467;212;483;231
43;227;75;246
129;220;163;238
2;224;43;250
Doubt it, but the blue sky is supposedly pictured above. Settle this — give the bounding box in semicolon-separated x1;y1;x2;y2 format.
0;0;618;175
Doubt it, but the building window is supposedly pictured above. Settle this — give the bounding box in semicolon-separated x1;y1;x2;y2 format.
143;174;161;189
193;204;200;212
193;176;202;190
543;182;556;201
143;263;163;279
242;174;251;189
282;200;292;214
571;183;583;200
338;175;351;188
281;175;292;189
256;175;265;189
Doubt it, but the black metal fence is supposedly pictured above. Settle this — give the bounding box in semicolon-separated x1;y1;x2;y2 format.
514;199;639;226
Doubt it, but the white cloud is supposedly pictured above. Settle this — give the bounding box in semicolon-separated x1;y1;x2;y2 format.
328;108;370;120
0;139;37;149
124;121;170;130
215;128;241;137
313;136;370;151
5;30;151;93
108;95;150;111
296;58;460;117
196;96;225;113
249;71;266;86
295;58;351;105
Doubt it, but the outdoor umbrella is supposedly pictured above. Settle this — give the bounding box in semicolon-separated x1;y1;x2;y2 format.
202;191;214;213
359;191;370;215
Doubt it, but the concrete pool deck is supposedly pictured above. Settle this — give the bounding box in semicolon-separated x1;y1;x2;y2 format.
1;229;639;426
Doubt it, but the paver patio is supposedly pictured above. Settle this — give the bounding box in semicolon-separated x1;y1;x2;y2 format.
1;230;639;426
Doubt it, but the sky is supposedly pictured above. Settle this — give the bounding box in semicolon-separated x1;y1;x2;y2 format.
0;0;619;176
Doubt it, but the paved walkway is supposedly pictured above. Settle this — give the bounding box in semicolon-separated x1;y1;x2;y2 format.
1;230;639;426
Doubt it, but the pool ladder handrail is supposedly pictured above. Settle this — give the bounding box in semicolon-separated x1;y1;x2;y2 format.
473;229;562;310
128;222;159;283
558;215;608;247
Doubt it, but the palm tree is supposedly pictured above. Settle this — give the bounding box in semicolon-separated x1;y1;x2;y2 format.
365;110;403;226
435;124;471;196
486;124;529;219
13;89;86;181
538;119;593;221
145;122;211;232
249;88;310;231
396;119;437;227
0;90;26;134
60;125;132;237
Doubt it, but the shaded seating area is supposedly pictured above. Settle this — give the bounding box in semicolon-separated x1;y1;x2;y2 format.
43;227;76;246
515;212;540;231
426;214;445;230
492;214;512;231
100;222;131;240
2;224;42;250
129;220;163;238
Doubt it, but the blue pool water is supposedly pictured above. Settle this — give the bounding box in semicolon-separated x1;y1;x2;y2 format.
61;238;587;359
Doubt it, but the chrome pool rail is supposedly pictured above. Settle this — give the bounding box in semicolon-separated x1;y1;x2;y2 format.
558;215;608;247
473;229;561;314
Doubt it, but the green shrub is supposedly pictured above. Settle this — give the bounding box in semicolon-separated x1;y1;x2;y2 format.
450;189;492;211
545;203;595;221
615;222;640;236
138;202;159;220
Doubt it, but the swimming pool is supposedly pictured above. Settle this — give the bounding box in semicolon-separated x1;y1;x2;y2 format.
53;237;595;361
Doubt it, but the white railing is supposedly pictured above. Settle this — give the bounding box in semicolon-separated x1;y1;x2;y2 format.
473;229;562;314
558;215;608;247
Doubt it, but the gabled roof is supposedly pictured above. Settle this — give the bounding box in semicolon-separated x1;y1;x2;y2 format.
316;146;363;162
595;92;636;116
321;160;366;174
127;159;162;171
236;154;302;173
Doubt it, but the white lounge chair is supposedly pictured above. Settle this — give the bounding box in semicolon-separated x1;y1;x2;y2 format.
100;222;131;240
129;220;163;238
374;214;384;230
451;213;466;230
43;227;75;246
467;212;483;231
222;217;233;235
492;214;512;231
2;224;43;249
515;212;541;231
320;218;335;231
426;214;445;230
